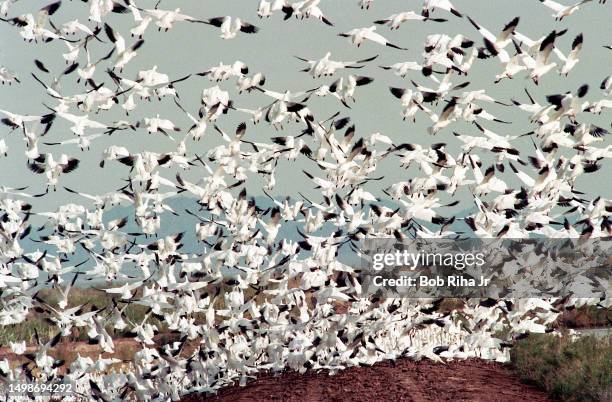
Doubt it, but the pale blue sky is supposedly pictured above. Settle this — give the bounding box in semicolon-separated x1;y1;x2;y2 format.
0;0;610;212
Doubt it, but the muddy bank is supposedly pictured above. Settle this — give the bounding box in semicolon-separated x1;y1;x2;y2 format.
182;358;551;402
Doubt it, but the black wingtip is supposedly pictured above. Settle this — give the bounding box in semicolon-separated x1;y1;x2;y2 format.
451;8;463;18
386;43;408;50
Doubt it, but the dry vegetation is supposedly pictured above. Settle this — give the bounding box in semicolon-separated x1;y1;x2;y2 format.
556;305;612;329
512;333;612;402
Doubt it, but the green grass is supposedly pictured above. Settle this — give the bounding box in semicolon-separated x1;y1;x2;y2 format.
0;281;243;346
0;288;166;345
511;333;612;402
0;315;57;346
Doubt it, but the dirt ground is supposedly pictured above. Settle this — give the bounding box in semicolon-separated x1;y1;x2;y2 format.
181;358;551;402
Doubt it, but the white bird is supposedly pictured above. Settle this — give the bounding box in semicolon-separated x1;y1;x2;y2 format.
203;16;259;39
97;280;144;300
518;30;563;84
0;139;7;157
492;41;528;83
9;341;27;355
126;1;152;38
359;0;374;10
587;98;612;114
338;26;407;49
557;33;583;76
374;11;447;30
138;114;181;136
0;109;51;130
54;110;110;136
418;97;461;135
388;87;424;122
0;0;16;17
0;66;20;84
537;0;593;20
467;15;519;51
104;23;144;71
380;61;440;78
73;44;111;84
141;7;206;31
174;99;208;140
198;61;249;82
43;132;105;151
305;75;374;106
88;0;127;24
296;52;378;78
257;0;287;18
328;75;374;103
421;0;463;18
60;19;100;37
234;106;264;124
27;153;80;190
282;0;334;26
237;72;266;93
1;0;64;43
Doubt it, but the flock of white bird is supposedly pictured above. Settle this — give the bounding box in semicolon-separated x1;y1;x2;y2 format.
0;0;610;400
